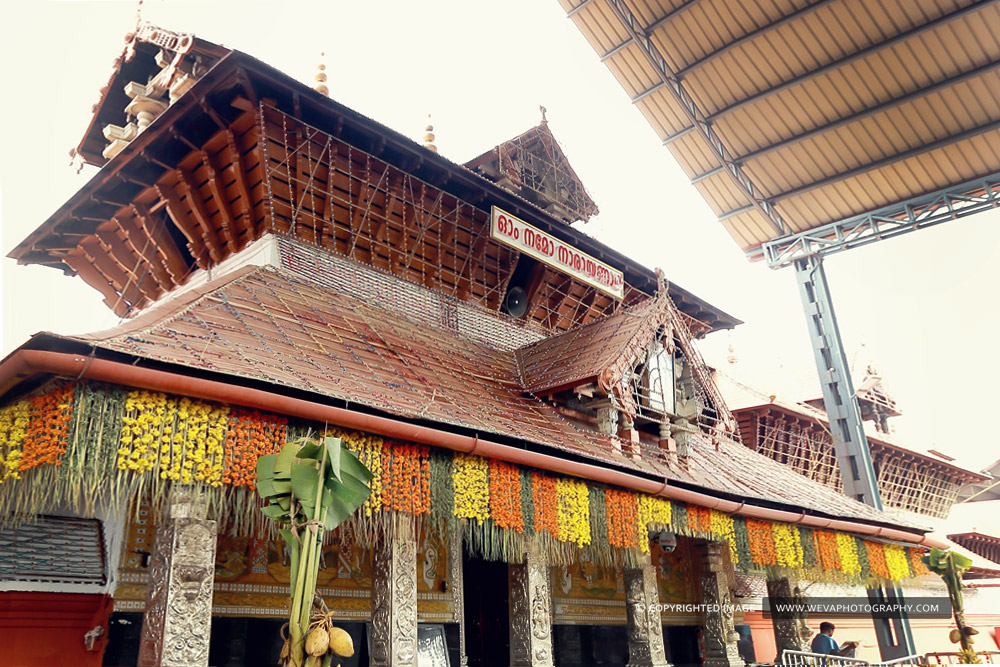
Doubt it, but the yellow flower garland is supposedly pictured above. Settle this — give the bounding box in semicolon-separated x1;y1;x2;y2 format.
835;531;861;575
453;454;490;523
556;478;591;547
0;401;29;483
709;509;739;564
337;428;383;516
774;522;804;568
884;544;911;581
117;391;228;485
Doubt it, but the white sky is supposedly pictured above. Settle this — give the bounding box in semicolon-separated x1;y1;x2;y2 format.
2;1;998;471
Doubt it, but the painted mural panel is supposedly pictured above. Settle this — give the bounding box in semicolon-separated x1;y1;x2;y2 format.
114;512;453;621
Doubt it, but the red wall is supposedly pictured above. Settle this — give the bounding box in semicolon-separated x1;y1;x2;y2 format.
0;592;112;667
744;611;1000;663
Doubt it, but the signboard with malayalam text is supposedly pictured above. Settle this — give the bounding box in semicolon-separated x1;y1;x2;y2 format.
490;206;625;300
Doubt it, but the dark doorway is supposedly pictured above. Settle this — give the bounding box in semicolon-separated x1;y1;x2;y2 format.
463;554;510;667
664;625;701;667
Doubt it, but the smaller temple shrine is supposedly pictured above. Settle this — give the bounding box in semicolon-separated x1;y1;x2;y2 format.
0;23;959;667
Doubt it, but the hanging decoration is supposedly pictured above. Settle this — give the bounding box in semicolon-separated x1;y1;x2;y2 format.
0;379;932;583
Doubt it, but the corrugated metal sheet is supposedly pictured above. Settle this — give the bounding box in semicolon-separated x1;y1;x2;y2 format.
560;0;1000;255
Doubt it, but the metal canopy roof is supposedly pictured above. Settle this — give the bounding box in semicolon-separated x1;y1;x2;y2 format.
559;0;1000;263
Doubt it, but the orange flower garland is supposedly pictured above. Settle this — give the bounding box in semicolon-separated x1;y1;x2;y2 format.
815;530;841;571
687;505;712;534
20;383;74;470
384;442;431;515
221;409;287;488
489;459;523;531
746;518;778;565
532;473;559;535
866;540;891;580
910;546;931;576
605;488;639;549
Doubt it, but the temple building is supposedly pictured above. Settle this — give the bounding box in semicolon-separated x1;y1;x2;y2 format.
715;361;1000;658
0;24;957;667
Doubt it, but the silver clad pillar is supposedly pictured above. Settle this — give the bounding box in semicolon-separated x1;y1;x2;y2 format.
509;544;554;667
625;557;671;667
138;488;218;667
371;523;419;667
699;542;742;667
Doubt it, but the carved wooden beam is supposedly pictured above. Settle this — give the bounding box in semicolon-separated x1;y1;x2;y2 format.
62;251;130;316
156;183;209;269
114;214;173;290
200;151;240;253
132;202;189;283
176;169;225;261
95;227;160;301
225;130;256;242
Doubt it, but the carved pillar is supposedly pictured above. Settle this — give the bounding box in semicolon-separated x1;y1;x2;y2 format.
699;542;742;667
138;488;218;667
509;544;554;667
625;558;672;667
596;406;619;437
450;530;468;667
767;577;810;664
371;523;419;667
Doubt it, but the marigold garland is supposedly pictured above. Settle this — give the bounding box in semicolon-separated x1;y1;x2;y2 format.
746;518;778;566
453;453;489;522
0;400;29;483
815;530;841;571
555;478;590;547
384;442;431;515
773;522;804;568
687;505;712;534
0;380;934;584
909;546;931;576
338;429;384;516
532;473;559;535
489;459;523;532
605;488;639;549
884;544;913;581
20;383;75;471
836;532;861;575
637;496;673;554
222;410;287;488
709;509;738;564
866;540;891;580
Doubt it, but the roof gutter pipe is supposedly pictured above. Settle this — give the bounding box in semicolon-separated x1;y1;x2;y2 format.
0;349;946;549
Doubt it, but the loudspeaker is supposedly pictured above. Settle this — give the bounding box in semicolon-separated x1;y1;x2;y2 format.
503;286;528;319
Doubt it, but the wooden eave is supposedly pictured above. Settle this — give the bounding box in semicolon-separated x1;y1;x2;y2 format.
12;47;740;333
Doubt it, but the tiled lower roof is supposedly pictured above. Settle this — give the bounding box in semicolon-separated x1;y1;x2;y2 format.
69;264;923;529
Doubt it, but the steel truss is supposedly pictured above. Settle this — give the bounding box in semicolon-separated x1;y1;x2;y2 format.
761;172;1000;267
599;0;787;235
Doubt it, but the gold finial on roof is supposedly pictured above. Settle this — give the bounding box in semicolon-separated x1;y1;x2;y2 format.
539;105;548;124
423;114;437;153
313;52;329;97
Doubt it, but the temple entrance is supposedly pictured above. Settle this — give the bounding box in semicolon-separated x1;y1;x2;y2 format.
463;554;510;667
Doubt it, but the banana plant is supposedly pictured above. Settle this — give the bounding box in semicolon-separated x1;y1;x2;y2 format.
922;547;979;661
257;436;373;667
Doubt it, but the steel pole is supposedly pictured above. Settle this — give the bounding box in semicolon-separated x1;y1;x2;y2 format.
793;255;916;658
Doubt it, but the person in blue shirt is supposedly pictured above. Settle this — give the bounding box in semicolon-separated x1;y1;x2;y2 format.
811;622;859;657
